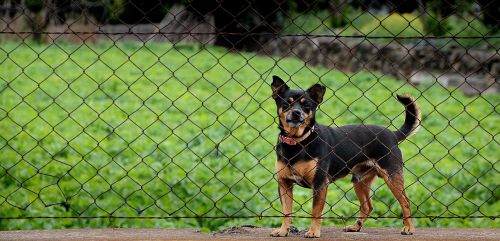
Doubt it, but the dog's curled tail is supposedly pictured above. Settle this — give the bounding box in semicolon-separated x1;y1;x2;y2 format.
394;94;421;142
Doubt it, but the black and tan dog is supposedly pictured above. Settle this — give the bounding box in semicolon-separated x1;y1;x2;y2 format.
270;76;420;238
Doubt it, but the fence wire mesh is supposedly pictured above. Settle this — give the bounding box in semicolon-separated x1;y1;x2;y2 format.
0;0;498;230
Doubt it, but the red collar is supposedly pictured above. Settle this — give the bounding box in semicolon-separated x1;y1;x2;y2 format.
279;126;315;145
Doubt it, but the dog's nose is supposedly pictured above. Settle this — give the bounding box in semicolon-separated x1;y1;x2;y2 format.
291;110;301;118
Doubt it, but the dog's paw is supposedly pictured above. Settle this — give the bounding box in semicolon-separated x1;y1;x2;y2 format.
304;228;320;238
270;228;289;237
343;224;361;232
401;225;415;235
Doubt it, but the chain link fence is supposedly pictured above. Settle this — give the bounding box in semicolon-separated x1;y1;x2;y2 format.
0;0;498;230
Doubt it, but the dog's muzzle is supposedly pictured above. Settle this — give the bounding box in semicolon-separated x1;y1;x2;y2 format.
286;109;305;128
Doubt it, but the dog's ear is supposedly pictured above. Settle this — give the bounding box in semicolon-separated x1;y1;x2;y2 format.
271;75;289;100
307;83;326;104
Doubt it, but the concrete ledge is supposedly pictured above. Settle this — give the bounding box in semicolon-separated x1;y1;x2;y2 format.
1;227;499;241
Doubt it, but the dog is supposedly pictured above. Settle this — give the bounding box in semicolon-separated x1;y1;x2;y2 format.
269;75;420;238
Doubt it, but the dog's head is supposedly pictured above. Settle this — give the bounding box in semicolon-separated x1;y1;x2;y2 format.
271;75;326;137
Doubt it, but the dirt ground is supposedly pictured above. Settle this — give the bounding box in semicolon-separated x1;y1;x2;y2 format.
0;226;499;241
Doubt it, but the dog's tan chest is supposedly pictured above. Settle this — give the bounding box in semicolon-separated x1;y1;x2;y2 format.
275;159;318;186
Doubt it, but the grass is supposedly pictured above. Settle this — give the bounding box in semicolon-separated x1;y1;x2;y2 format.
0;40;498;231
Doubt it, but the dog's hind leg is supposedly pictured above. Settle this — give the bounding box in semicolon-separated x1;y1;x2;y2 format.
344;171;377;232
376;147;415;234
381;170;415;235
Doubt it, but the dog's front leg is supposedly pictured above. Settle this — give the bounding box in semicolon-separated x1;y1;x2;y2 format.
304;185;328;238
271;178;294;237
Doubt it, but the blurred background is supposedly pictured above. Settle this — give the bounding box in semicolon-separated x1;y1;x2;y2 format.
0;0;498;232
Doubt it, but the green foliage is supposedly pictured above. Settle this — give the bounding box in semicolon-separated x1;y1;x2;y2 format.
281;8;498;49
423;15;451;37
282;10;335;34
442;15;500;48
24;0;44;13
359;13;424;37
104;0;126;22
420;13;500;48
0;41;498;231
